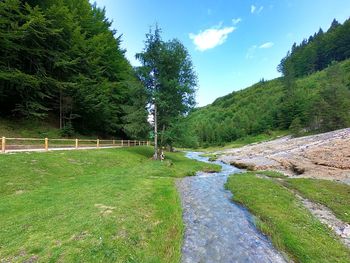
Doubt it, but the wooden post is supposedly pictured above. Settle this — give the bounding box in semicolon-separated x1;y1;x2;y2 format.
128;140;130;147
147;141;150;146
112;139;115;145
121;139;124;147
1;137;5;153
45;138;49;151
134;140;136;147
97;139;100;148
75;139;79;149
139;141;141;146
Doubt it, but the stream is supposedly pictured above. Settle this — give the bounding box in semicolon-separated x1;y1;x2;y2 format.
176;152;287;263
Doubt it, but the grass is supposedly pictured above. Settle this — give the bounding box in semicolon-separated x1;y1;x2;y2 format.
199;153;219;162
192;130;288;152
256;170;288;178
0;147;219;262
0;118;62;138
226;172;350;263
0;118;101;140
285;179;350;224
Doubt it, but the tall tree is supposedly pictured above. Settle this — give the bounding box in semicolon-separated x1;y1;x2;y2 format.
136;26;197;159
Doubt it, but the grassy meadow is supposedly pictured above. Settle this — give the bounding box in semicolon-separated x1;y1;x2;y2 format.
226;172;350;262
0;147;219;262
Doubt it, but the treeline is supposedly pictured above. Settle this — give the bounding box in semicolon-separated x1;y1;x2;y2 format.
182;56;350;147
183;60;350;147
0;0;149;138
278;18;350;77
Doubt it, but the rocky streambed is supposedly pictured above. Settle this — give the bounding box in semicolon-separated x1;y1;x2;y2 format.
176;152;287;263
218;128;350;184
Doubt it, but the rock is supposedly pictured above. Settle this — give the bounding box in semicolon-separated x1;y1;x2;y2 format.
218;128;350;182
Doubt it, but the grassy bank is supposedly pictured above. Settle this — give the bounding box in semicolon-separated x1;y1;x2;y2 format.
191;130;288;152
285;179;350;224
256;172;350;224
0;147;219;262
179;130;289;153
226;172;350;262
0;118;63;138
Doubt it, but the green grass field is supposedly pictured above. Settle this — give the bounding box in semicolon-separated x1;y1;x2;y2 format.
285;178;350;224
257;171;350;224
0;147;219;262
226;172;350;263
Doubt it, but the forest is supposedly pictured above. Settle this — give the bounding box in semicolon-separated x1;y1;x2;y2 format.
181;18;350;147
0;0;149;138
1;0;349;149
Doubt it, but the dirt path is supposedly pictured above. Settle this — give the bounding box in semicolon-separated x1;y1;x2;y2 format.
218;128;350;184
177;152;287;263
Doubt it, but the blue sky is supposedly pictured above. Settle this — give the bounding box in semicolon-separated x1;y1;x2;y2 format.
92;0;350;106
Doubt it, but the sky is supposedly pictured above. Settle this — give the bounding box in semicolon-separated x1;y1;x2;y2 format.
92;0;350;106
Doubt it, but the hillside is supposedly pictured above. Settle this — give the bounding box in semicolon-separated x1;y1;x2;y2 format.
183;59;350;147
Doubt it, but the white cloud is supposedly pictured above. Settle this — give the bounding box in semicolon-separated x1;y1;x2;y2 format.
251;5;256;13
259;42;274;49
251;5;264;14
189;25;235;51
232;18;242;25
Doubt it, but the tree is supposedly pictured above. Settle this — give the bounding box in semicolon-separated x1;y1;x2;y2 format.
313;63;350;131
0;0;148;138
136;26;197;159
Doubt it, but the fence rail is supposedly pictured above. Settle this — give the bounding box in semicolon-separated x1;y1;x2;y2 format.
1;136;150;153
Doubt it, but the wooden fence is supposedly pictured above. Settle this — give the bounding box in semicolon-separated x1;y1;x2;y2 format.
1;136;150;153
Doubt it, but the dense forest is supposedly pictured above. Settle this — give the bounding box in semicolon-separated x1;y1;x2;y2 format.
0;0;149;138
278;19;350;77
181;18;350;147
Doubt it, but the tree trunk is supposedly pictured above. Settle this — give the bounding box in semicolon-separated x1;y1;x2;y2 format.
59;90;62;129
153;103;158;160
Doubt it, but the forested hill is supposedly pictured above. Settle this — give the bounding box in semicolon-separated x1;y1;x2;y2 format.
278;18;350;77
182;18;350;147
0;0;149;138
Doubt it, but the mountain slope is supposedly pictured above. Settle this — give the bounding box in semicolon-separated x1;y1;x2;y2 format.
183;59;350;147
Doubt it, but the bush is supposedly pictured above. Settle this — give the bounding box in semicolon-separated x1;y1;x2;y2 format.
60;122;75;137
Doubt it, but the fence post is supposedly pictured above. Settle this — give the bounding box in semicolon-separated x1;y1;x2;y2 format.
45;138;49;151
113;139;115;145
128;140;130;147
1;137;5;153
97;139;100;148
147;141;150;146
134;140;136;147
75;139;79;149
121;139;124;147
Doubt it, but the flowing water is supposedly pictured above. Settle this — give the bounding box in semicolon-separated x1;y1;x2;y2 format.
176;152;287;263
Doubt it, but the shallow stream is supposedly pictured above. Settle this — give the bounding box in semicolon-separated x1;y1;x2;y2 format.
176;152;286;263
